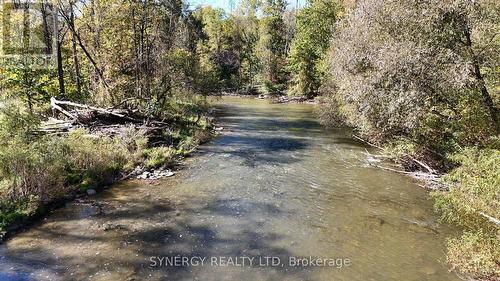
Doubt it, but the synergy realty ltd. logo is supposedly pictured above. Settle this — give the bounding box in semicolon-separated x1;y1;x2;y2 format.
1;0;57;69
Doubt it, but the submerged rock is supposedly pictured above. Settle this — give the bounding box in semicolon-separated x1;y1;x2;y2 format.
137;171;151;179
86;189;97;196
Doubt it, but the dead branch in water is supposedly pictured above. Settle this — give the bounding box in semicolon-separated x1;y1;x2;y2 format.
356;133;444;190
407;155;436;174
370;163;445;190
353;134;383;149
354;134;438;175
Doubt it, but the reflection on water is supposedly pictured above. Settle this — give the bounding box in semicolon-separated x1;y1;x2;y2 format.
0;97;460;281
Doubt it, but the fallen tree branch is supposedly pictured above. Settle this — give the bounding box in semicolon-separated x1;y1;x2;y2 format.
479;212;500;226
407;155;437;174
355;134;438;175
353;134;383;149
50;97;75;120
363;148;392;158
371;164;416;175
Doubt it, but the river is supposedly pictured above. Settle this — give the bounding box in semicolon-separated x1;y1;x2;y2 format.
0;97;460;281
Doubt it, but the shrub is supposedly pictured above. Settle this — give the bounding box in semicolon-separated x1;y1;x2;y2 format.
0;99;39;142
434;148;499;228
0;102;67;203
0;197;39;233
321;0;499;157
143;147;175;169
0;138;68;203
65;129;129;189
193;129;213;144
447;230;500;279
0;99;211;233
433;148;499;279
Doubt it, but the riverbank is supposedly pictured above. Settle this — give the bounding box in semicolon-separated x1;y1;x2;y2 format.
341;133;500;280
0;100;214;242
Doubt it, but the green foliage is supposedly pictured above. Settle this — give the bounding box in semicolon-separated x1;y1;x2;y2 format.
142;147;175;169
65;129;129;188
0;63;58;110
321;0;499;154
255;0;289;92
288;0;341;97
446;230;499;279
0;102;66;203
0;104;135;232
432;148;499;278
193;5;262;91
320;1;499;278
0;99;40;142
0;199;37;233
433;148;499;228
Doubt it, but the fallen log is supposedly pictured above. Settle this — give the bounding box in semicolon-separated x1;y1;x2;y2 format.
50;97;75;120
353;134;383;149
51;97;143;123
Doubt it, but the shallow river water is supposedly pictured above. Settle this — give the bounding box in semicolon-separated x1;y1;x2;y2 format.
0;97;460;281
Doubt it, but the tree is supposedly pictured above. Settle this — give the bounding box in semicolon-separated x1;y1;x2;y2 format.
256;0;288;93
288;0;341;97
321;0;499;155
234;0;261;90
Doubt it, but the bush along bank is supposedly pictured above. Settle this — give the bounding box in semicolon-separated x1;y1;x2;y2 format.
343;131;499;280
0;98;213;242
315;0;499;279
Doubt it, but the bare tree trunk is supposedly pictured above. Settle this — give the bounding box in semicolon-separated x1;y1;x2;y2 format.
40;3;52;54
56;39;65;98
132;6;141;97
89;0;102;93
70;1;82;95
464;26;499;129
60;11;109;89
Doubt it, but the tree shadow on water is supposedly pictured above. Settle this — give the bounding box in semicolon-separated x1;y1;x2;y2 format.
0;196;317;280
206;135;310;167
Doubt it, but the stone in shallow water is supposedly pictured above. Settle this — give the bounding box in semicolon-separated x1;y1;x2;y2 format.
137;171;150;179
161;170;175;177
86;189;97;196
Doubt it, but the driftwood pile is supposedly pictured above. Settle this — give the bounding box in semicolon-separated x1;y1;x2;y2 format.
39;97;171;144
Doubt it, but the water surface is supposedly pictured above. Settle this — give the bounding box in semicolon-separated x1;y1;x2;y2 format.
0;97;460;281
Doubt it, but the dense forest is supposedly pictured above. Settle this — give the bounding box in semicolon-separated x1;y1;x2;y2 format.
0;0;498;279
